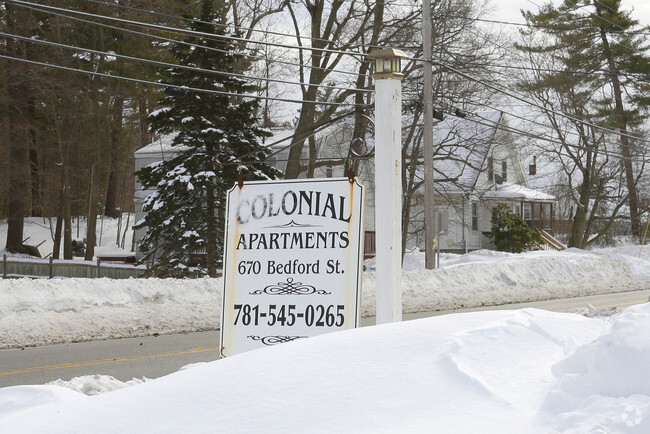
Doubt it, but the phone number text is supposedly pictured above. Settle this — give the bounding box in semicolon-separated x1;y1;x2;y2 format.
233;304;345;327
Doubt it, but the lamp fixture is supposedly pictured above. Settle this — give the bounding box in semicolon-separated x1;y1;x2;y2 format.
368;48;408;80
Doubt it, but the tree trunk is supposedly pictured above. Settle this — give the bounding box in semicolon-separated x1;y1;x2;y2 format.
28;98;41;217
85;164;99;260
595;5;640;237
285;93;317;178
568;173;591;248
105;94;124;218
4;5;32;253
139;96;151;148
205;182;218;277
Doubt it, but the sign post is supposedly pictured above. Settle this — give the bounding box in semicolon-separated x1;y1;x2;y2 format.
369;48;407;324
220;178;365;357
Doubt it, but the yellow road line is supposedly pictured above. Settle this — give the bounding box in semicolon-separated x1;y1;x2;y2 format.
0;346;220;376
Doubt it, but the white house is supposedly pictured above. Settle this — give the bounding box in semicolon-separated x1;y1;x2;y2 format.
302;110;558;253
407;111;557;252
134;111;559;260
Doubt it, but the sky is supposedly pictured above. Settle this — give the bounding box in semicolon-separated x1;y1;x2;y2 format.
495;0;650;26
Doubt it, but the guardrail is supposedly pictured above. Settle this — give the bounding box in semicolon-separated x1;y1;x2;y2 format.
1;255;147;279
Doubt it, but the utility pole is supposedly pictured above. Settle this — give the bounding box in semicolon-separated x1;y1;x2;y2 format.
369;48;407;324
423;0;436;269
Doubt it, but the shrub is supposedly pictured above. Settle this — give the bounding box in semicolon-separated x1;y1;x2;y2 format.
489;203;543;253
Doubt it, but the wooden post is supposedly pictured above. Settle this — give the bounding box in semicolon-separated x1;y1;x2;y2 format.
374;77;403;324
97;258;101;278
423;0;436;270
3;254;6;279
49;256;54;279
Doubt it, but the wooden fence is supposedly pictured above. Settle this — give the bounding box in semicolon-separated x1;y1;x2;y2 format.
2;255;147;279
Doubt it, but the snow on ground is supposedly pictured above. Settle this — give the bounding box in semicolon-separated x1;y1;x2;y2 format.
2;218;650;431
0;216;136;259
1;242;647;349
1;218;648;353
3;304;650;432
0;217;648;349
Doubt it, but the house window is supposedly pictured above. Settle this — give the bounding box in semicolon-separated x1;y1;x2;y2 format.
523;203;531;221
491;207;498;229
326;165;333;178
471;202;478;231
501;161;507;182
487;157;494;182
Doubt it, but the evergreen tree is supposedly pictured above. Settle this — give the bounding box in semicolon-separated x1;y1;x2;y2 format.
136;0;279;277
518;0;650;239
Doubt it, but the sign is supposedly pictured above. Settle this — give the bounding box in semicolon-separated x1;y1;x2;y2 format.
220;178;365;357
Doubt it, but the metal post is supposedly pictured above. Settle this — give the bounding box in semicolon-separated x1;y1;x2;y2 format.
374;78;403;324
423;0;436;269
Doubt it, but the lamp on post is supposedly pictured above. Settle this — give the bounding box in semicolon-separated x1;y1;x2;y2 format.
368;48;407;325
369;48;407;79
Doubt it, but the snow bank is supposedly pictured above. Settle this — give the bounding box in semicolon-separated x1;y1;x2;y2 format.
543;302;650;432
365;246;648;316
47;375;148;396
6;305;650;432
1;246;648;349
0;278;221;348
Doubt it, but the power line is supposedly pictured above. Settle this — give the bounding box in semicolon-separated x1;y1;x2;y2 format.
81;0;342;49
6;0;369;60
411;100;649;163
416;57;650;146
0;31;372;95
6;0;648;153
9;0;370;80
0;53;368;108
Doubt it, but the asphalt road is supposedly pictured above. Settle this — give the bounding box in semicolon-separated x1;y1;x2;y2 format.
0;331;221;387
2;288;649;388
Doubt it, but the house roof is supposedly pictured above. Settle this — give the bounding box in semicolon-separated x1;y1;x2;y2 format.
432;111;503;193
135;127;294;160
135;134;185;158
482;182;555;202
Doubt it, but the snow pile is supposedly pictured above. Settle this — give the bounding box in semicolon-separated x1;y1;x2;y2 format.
3;304;650;432
543;302;650;432
0;278;221;348
46;375;148;396
362;246;648;316
1;245;648;349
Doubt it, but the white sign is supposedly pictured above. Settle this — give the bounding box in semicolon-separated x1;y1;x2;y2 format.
220;178;365;357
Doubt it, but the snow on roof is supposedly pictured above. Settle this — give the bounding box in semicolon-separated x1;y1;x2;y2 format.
136;128;296;159
262;127;294;148
483;182;555;202
432;111;503;192
134;133;186;157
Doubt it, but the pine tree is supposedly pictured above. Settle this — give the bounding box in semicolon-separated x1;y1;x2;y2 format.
518;0;650;239
135;0;279;277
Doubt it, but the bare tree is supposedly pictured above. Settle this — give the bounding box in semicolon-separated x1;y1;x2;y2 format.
516;31;646;247
400;0;507;252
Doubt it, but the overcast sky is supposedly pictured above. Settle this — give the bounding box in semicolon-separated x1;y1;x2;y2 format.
493;0;650;27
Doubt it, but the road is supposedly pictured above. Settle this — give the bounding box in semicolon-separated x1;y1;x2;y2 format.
2;288;649;388
0;332;220;388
